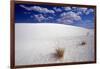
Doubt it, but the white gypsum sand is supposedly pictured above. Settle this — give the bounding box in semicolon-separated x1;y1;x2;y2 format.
15;23;94;65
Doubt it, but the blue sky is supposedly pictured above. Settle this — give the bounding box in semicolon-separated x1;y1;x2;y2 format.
15;4;95;29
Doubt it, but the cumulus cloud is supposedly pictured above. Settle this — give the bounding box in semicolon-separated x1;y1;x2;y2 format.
57;11;81;24
76;11;82;15
72;7;77;9
60;11;81;21
78;8;94;15
20;5;31;11
47;16;54;20
53;7;62;12
64;7;71;11
19;5;55;14
57;19;73;24
78;7;88;13
79;8;94;15
72;7;88;13
34;14;46;22
72;7;94;15
85;9;94;15
34;14;54;22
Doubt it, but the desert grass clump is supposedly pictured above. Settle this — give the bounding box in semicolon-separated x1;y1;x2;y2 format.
80;41;86;46
55;48;65;60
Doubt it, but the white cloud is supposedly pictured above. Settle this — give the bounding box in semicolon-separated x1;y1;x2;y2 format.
32;6;55;14
78;7;88;13
19;5;55;14
72;7;88;15
20;5;31;11
64;7;71;11
60;12;67;17
57;19;73;24
53;7;62;12
85;9;94;15
34;14;46;22
57;11;81;24
72;7;77;9
71;7;94;15
47;16;54;19
60;11;81;21
34;14;54;22
76;11;82;15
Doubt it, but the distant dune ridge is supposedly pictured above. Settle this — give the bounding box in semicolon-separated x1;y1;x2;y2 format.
15;23;94;65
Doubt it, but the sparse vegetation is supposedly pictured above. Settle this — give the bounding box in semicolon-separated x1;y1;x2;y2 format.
80;41;86;45
55;48;65;60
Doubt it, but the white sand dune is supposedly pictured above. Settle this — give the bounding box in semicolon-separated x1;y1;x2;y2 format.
15;23;94;65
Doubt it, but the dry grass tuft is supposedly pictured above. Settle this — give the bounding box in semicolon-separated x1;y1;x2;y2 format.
55;48;65;60
80;41;86;45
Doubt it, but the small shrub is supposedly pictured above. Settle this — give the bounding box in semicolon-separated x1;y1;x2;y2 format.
55;48;65;59
80;41;86;45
